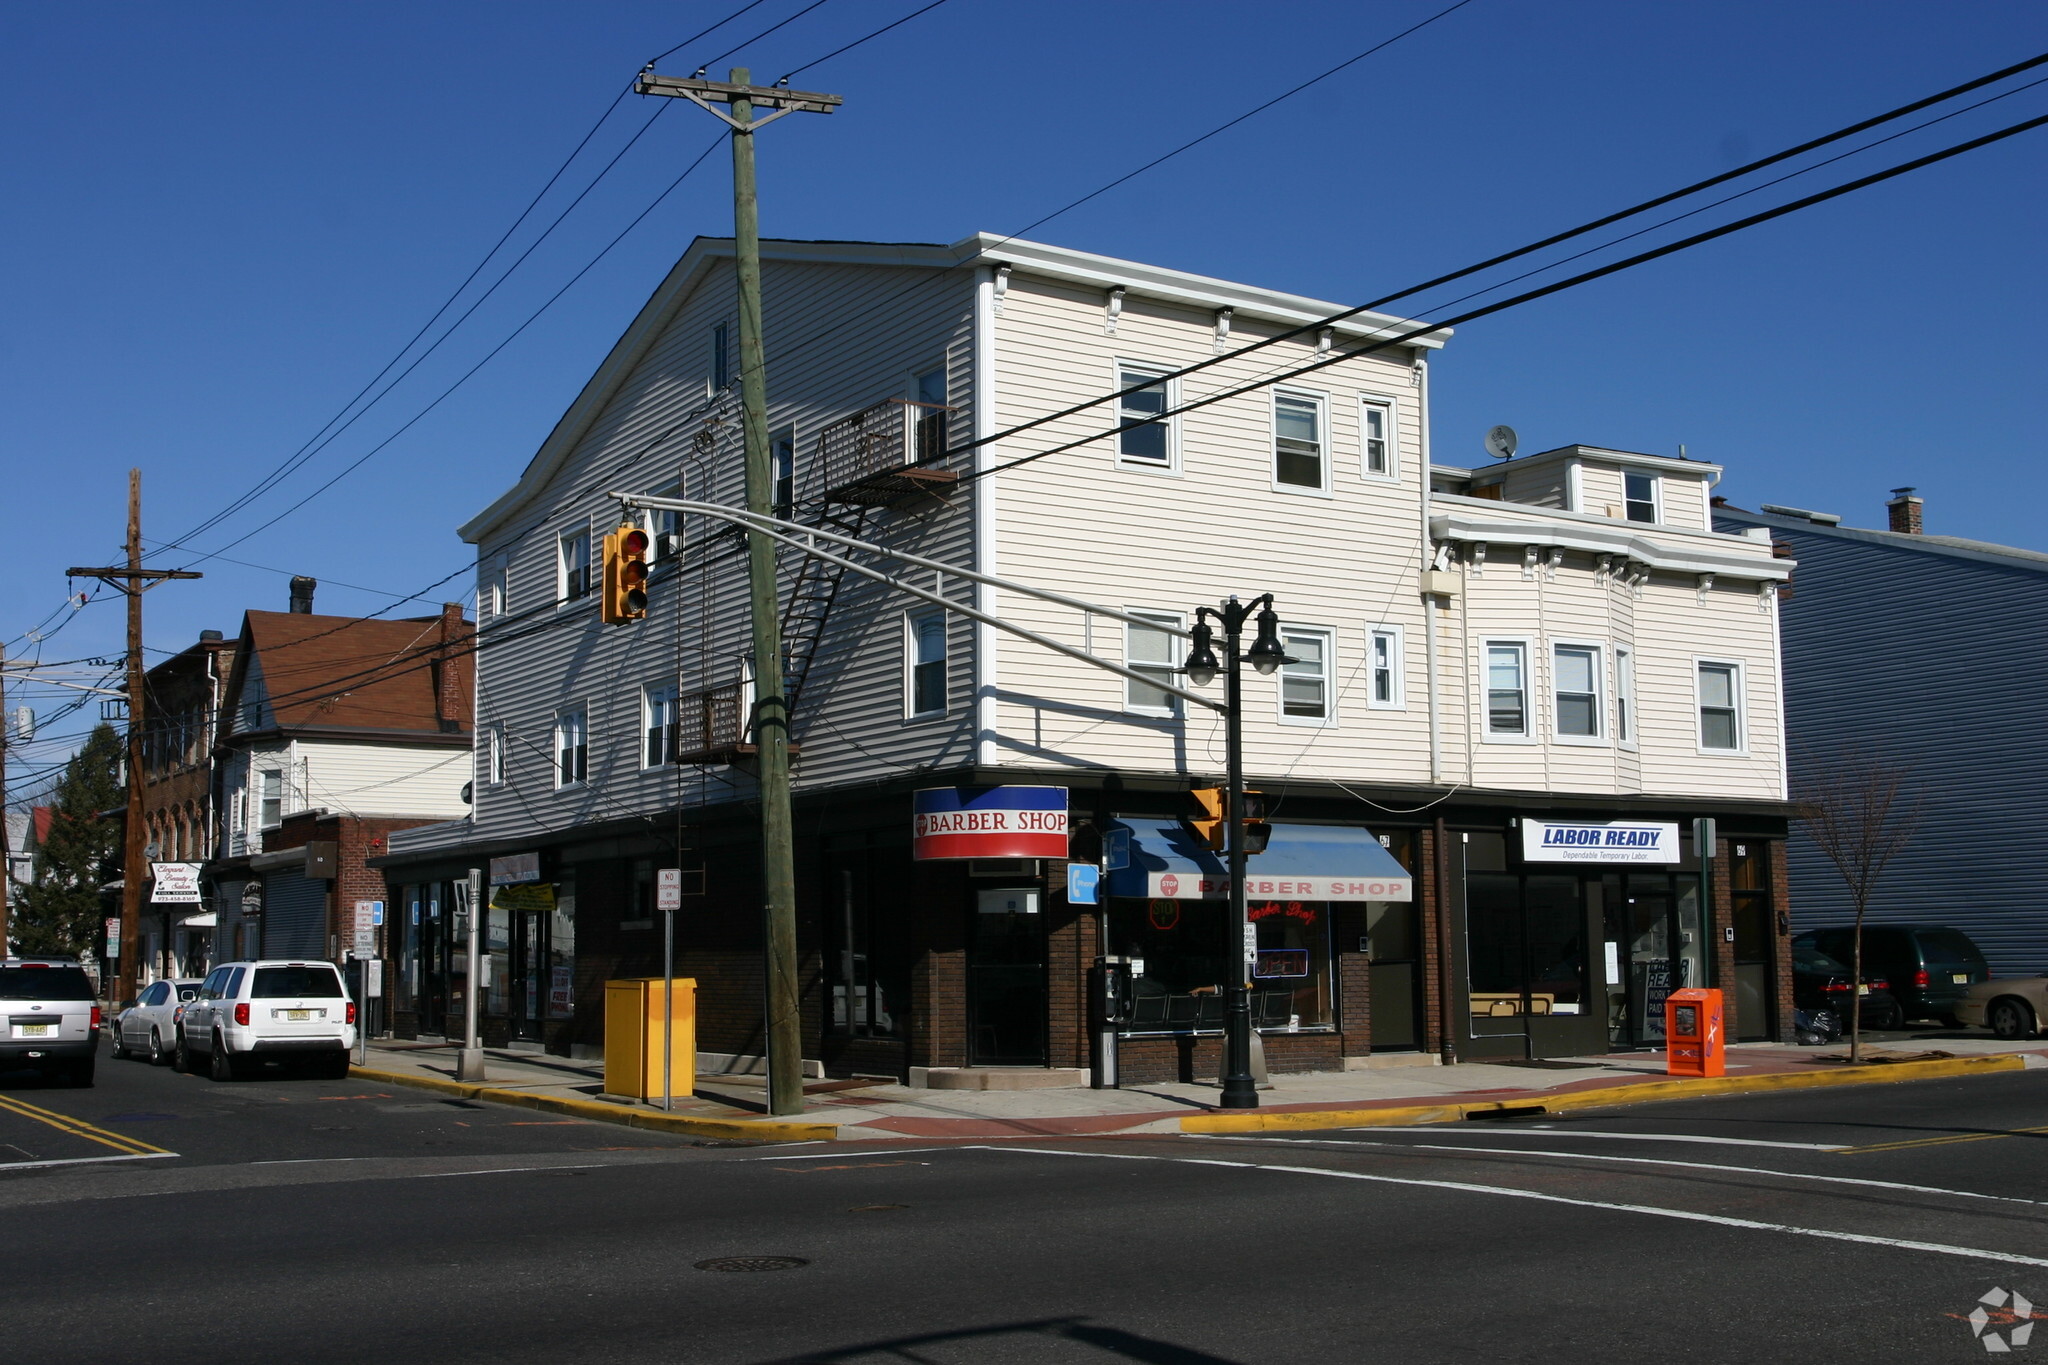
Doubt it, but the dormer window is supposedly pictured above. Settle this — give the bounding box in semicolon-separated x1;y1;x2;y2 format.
1624;472;1659;523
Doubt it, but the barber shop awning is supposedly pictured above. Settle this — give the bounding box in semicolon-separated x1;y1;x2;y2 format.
1105;819;1413;901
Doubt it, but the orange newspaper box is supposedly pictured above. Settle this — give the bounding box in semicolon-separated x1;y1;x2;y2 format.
1664;987;1725;1077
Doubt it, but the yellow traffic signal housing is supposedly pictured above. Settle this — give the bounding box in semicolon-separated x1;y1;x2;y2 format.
1241;788;1271;855
601;524;650;625
1189;787;1226;851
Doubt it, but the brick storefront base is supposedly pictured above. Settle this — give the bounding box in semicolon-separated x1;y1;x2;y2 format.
1111;1031;1342;1086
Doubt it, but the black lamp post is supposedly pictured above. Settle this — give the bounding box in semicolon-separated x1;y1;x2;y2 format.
1184;594;1286;1110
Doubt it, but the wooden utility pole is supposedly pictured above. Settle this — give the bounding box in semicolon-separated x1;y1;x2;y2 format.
634;66;840;1118
68;470;199;1003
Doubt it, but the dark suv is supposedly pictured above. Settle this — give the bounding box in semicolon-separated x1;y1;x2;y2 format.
1794;925;1990;1025
0;959;100;1086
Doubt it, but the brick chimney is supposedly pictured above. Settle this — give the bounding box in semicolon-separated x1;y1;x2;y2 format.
289;576;317;613
1886;487;1924;535
434;601;468;733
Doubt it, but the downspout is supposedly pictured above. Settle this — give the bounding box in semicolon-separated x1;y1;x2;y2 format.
1417;355;1442;784
1435;814;1456;1065
972;265;999;770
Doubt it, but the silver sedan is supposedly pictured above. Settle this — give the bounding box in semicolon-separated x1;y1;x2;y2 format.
112;978;203;1065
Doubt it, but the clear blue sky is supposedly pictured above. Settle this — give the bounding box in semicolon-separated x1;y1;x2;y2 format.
4;1;2044;780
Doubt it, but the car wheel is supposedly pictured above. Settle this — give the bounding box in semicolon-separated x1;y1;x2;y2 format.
1989;998;2036;1040
326;1053;354;1081
209;1033;236;1082
149;1029;170;1066
69;1057;96;1088
110;1028;128;1060
173;1031;193;1073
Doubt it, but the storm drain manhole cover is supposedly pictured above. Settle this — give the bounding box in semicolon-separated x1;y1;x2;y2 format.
694;1256;810;1273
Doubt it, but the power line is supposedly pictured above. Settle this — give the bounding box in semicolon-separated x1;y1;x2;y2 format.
778;0;955;83
969;108;2048;484
696;0;837;73
645;0;776;69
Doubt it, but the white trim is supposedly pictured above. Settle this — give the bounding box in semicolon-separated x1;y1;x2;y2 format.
1122;608;1186;717
1614;645;1638;753
557;521;594;607
1358;393;1399;483
1548;638;1608;746
640;680;681;770
484;724;507;787
1271;386;1333;498
1366;624;1406;711
1693;657;1748;756
553;704;589;789
1276;623;1336;727
903;608;949;722
1565;462;1584;514
1623;469;1662;526
1111;358;1181;476
1428;502;1792;581
972;267;999;768
1478;636;1537;744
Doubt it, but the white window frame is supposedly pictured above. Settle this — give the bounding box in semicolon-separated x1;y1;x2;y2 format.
1614;646;1637;751
1623;470;1661;524
1271;388;1333;497
1366;624;1405;710
479;561;506;621
1123;609;1185;716
904;610;948;721
554;705;589;788
642;682;680;769
1549;639;1607;745
1277;624;1336;727
1480;637;1536;744
712;321;731;390
1694;658;1747;755
1358;395;1399;482
644;479;685;564
482;725;505;786
257;768;283;829
1112;362;1179;475
558;523;593;604
770;426;796;514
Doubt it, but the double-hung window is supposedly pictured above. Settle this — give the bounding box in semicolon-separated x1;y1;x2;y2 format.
643;683;680;767
258;769;283;829
1624;471;1659;523
1125;611;1183;714
711;322;731;390
906;612;947;718
485;725;506;786
1274;392;1327;491
648;480;684;563
1116;366;1173;469
1361;398;1395;478
771;427;796;515
1614;647;1636;748
1279;628;1333;723
555;707;588;787
1368;627;1403;708
1552;643;1603;740
914;367;948;463
1485;642;1530;738
1697;661;1743;751
560;527;592;602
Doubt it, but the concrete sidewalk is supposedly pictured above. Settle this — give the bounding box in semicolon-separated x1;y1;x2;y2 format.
349;1035;2048;1144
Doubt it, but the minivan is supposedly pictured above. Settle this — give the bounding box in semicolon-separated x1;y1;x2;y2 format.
1793;925;1990;1024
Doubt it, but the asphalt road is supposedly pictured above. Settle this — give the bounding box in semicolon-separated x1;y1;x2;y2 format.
6;1042;2047;1363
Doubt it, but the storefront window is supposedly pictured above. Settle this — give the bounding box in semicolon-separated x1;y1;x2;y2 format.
548;870;576;1021
826;855;912;1039
486;902;511;1017
1467;873;1592;1033
1108;898;1334;1033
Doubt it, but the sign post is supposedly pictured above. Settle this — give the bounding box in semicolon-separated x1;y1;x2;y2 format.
456;869;485;1082
657;869;682;1112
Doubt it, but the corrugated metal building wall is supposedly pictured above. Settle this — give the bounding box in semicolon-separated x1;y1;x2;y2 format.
1718;507;2048;974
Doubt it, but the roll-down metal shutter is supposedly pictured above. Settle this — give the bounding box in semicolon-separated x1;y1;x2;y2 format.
263;871;327;960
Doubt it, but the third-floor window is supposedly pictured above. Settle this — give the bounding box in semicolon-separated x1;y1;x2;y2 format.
1274;392;1326;491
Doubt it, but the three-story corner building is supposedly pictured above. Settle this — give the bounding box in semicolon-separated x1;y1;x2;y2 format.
374;233;1797;1078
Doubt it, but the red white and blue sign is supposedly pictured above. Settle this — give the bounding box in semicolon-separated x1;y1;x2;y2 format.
912;786;1069;860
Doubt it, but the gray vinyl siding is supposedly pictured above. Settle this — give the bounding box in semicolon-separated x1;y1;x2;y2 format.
464;254;979;848
1719;510;2048;974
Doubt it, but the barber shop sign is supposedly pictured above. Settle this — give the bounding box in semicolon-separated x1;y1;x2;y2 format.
912;786;1069;860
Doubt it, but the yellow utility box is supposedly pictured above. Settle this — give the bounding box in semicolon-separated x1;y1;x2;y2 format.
603;977;697;1100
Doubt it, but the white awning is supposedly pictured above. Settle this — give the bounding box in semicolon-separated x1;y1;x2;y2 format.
178;912;217;928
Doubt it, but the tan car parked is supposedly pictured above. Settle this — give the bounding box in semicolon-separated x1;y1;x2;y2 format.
1956;977;2048;1039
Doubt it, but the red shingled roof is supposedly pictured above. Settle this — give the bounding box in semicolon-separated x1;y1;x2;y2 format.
236;608;472;734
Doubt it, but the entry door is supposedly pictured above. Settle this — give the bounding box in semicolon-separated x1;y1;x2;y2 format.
967;892;1047;1066
420;886;447;1036
511;908;547;1042
1603;872;1707;1049
1463;872;1603;1059
1365;901;1422;1051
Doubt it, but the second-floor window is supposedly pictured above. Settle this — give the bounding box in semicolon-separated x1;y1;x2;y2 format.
1368;627;1402;708
649;479;683;562
1361;399;1394;477
1125;611;1183;714
1698;661;1743;751
1615;646;1636;747
906;611;948;718
1116;366;1173;468
644;683;680;767
1486;642;1528;737
258;769;283;829
915;367;948;463
712;322;730;390
772;427;795;515
1274;392;1326;491
1624;471;1659;523
1280;628;1332;723
556;707;588;786
486;725;505;785
1553;644;1602;739
560;528;592;602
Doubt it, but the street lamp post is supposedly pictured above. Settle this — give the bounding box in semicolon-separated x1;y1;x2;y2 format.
1183;594;1287;1111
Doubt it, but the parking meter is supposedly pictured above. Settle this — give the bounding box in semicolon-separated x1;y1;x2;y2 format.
1093;956;1131;1089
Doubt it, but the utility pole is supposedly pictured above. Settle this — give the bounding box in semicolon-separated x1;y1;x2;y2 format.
1;654;10;955
67;470;200;1003
634;65;840;1118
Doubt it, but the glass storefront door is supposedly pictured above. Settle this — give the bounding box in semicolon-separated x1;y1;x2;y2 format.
1465;869;1600;1058
967;890;1047;1066
1602;871;1706;1049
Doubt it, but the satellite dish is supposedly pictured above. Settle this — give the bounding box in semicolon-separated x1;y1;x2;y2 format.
1484;425;1518;460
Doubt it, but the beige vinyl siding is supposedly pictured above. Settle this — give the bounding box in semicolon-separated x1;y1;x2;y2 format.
296;739;472;818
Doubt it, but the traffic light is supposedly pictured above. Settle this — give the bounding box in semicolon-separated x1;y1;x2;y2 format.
1241;789;1271;855
1189;787;1226;851
601;524;650;624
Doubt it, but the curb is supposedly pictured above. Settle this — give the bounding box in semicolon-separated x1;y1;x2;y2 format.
1179;1052;2028;1134
349;1065;837;1144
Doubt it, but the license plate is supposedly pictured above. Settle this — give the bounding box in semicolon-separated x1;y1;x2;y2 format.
1857;984;1870;995
1953;973;1970;984
285;1009;312;1021
15;1023;51;1037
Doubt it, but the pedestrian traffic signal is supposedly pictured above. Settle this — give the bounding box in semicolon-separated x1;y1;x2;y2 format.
1241;789;1271;855
602;524;650;624
1189;787;1226;851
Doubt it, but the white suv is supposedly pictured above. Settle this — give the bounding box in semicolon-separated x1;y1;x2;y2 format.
176;960;357;1081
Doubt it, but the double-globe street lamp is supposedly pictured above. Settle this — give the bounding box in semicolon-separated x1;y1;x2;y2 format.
1182;594;1287;1111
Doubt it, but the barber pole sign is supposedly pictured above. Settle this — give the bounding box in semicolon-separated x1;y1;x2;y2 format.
913;786;1069;860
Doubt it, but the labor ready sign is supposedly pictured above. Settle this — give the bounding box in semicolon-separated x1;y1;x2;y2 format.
1521;819;1681;864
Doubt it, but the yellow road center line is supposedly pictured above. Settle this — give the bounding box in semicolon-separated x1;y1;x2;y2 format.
1837;1123;2048;1155
0;1094;169;1156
